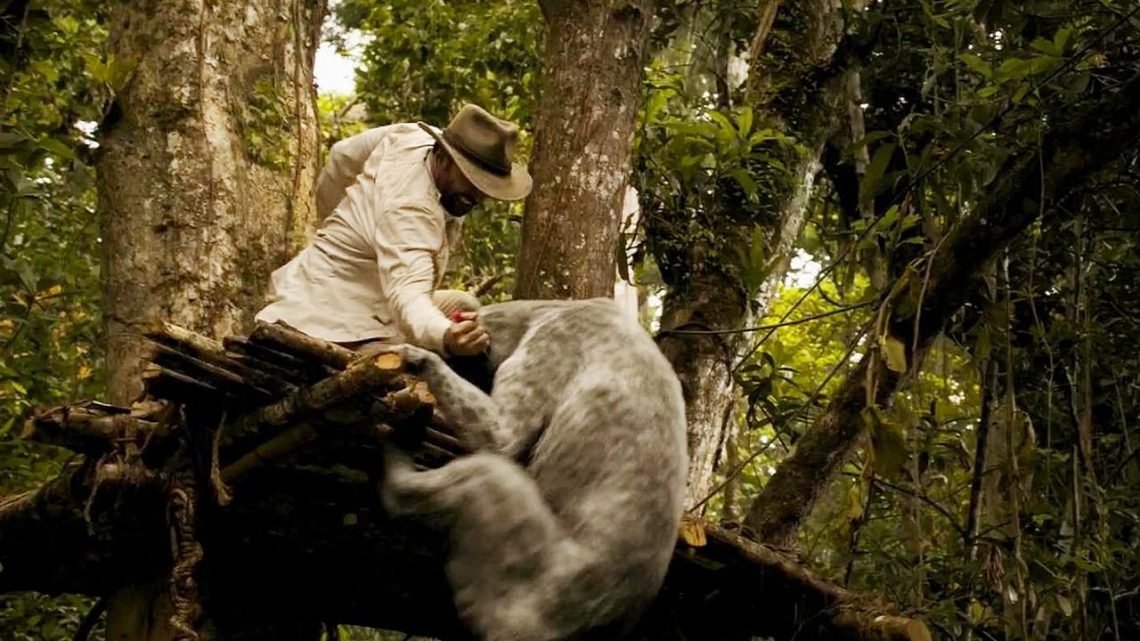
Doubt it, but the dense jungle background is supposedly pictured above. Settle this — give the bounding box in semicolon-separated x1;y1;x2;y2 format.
2;0;1139;639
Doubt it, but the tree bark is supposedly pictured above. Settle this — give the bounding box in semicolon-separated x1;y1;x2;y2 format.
743;72;1140;547
99;0;325;405
514;0;655;300
95;0;326;638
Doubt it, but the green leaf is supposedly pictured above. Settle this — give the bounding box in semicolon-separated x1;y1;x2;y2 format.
997;57;1032;80
1029;37;1057;56
730;168;759;201
850;130;893;151
748;128;790;147
1011;82;1031;104
644;89;671;124
16;260;38;294
1053;27;1072;51
1068;70;1091;95
708;111;736;145
739;225;768;294
106;54;138;93
39;137;76;160
737;106;753;136
879;334;908;373
1026;55;1058;75
665;121;715;139
859;142;896;209
970;600;985;623
1056;594;1073;617
959;53;993;79
0;132;30;151
874;420;909;478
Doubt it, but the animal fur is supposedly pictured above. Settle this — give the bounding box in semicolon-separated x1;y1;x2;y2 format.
380;298;688;641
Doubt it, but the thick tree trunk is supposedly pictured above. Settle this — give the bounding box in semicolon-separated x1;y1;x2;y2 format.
743;72;1140;547
656;271;748;509
95;0;326;638
99;0;325;405
653;0;858;508
514;0;655;300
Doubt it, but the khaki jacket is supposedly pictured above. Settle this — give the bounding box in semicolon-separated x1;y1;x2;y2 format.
255;123;462;353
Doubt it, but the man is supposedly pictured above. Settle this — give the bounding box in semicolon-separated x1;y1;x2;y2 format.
256;104;532;357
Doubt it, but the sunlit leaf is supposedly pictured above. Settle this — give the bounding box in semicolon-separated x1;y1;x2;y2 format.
879;334;907;373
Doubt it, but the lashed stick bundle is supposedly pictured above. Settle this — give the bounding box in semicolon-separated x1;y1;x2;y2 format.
23;321;461;479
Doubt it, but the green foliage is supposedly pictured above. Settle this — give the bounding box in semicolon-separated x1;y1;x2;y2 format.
0;592;103;641
634;58;800;298
317;93;370;144
0;0;109;637
704;1;1140;639
0;0;107;488
337;0;541;127
330;626;417;640
239;75;296;169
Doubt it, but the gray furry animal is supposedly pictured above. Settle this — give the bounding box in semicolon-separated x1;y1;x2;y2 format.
380;298;688;641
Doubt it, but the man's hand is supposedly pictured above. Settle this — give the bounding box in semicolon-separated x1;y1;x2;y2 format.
444;311;489;356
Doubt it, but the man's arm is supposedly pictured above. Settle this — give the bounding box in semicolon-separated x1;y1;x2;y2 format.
373;202;452;354
316;127;388;218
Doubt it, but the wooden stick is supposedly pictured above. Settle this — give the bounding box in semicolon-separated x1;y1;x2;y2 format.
145;321;225;358
147;343;279;399
224;336;312;369
226;351;309;387
385;380;435;414
20;401;169;454
222;424;319;482
146;322;292;394
221;353;405;449
224;336;339;384
249;321;358;370
142;364;220;401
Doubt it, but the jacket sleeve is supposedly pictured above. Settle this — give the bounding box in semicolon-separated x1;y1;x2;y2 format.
373;201;451;354
316;128;388;219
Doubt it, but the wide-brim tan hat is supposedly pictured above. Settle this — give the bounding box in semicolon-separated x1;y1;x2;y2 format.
418;104;532;202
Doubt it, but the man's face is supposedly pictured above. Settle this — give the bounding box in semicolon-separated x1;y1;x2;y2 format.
437;154;487;217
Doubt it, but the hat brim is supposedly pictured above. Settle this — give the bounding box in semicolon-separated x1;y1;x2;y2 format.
418;122;532;202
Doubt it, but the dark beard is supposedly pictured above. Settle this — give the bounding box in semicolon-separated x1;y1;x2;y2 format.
440;192;477;217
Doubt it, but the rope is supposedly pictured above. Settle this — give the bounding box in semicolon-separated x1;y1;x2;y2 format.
168;467;204;641
208;410;232;506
